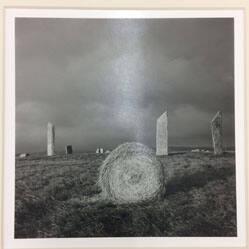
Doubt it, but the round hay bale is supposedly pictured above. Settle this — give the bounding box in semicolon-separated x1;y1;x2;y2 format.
98;142;165;204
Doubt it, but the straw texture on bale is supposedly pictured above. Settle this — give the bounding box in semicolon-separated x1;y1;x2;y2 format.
98;142;165;204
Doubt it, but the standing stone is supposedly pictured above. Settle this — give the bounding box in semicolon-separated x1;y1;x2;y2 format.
156;111;168;156
100;148;104;154
47;122;55;156
211;111;223;155
65;145;73;155
96;148;100;154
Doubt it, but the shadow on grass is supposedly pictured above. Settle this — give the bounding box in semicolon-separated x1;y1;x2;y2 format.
165;166;235;196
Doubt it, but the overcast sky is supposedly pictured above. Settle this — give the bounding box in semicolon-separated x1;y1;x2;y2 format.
15;18;234;153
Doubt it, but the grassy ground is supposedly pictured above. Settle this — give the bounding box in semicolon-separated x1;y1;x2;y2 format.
15;152;236;238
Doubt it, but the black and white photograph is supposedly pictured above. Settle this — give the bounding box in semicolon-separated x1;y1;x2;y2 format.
3;9;246;247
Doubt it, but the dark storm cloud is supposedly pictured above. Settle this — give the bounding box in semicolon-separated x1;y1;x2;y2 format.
15;18;234;153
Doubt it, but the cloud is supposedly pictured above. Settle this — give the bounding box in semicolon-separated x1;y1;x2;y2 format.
15;18;235;152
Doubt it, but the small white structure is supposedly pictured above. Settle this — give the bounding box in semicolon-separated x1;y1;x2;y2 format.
19;153;30;158
96;147;104;154
156;111;168;156
191;149;200;152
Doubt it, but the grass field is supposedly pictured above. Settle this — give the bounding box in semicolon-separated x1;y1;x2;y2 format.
15;151;236;238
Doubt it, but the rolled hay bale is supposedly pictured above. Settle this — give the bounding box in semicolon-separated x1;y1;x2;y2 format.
98;142;165;204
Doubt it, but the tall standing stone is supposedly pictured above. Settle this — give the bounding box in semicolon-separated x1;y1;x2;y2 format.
156;111;168;156
211;111;223;155
65;145;73;155
47;122;55;156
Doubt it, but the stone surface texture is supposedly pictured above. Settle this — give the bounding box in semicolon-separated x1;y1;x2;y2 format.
156;111;168;156
47;122;55;156
211;111;223;155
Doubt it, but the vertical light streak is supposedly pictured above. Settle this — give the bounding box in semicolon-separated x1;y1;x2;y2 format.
110;20;146;141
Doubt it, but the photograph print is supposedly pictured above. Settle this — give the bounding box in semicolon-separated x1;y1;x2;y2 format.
14;13;238;238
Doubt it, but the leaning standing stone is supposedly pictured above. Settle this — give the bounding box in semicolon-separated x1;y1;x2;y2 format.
211;111;223;155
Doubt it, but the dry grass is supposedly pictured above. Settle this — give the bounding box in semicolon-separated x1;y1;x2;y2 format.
15;151;236;238
98;143;165;204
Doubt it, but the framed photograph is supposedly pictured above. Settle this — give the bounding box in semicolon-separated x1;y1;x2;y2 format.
1;3;248;249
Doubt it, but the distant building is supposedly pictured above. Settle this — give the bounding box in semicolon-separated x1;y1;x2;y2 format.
19;153;30;158
96;148;104;154
191;149;200;152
